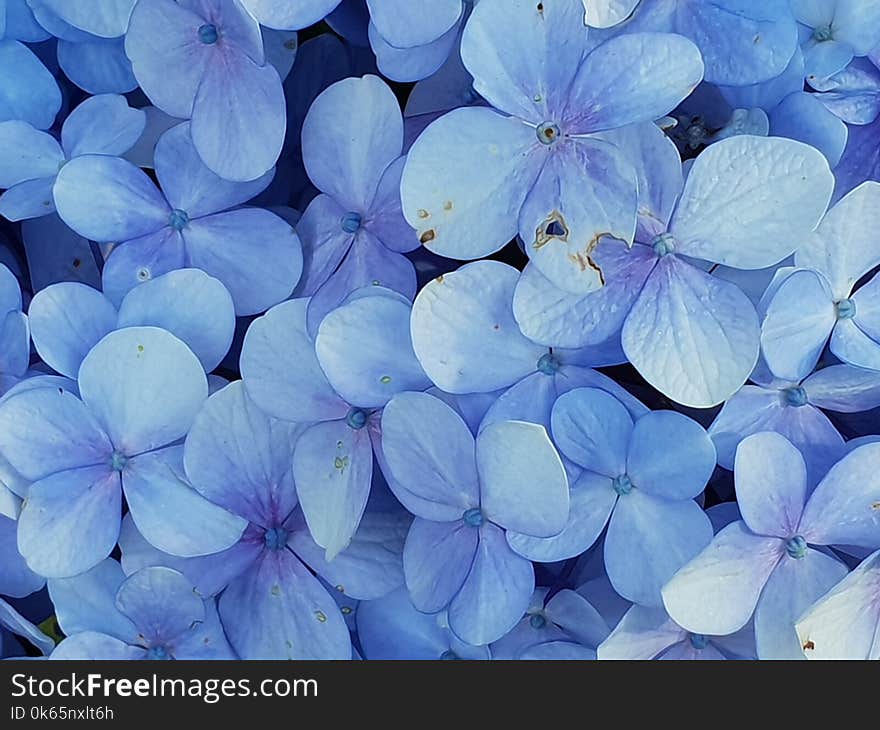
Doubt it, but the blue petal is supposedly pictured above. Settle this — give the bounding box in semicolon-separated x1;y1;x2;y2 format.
219;549;351;659
411;260;544;394
78;327;207;455
447;523;534;645
381;391;479;519
403;517;478;612
0;40;61;129
54;155;170;243
29;283;117;379
302;75;402;210
115;566;205;645
57;37;138;94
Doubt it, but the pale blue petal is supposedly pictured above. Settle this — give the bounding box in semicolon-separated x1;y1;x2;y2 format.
627;410;716;500
403;517;477;612
410;260;544;393
448;523;534;645
670;136;833;269
477;420;568;538
661;521;784;635
78;327;207;455
28;283;117;379
606;492;713;607
734;432;807;539
61;95;144;158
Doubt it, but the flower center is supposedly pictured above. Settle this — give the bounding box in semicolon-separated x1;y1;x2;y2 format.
462;508;484;528
783;386;808;408
836;299;856;320
536;121;561;146
345;407;368;430
341;212;362;234
109;451;128;472
529;613;547;629
264;526;289;551
689;633;709;650
536;352;560;375
198;23;219;44
146;645;171;660
786;535;807;559
652;232;676;257
612;474;633;496
813;24;833;42
168;209;190;231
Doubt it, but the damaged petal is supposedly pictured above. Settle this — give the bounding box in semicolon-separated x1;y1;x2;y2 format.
533;210;569;250
420;229;436;244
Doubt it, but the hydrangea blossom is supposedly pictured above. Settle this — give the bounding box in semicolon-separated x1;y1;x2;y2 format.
2;0;880;662
662;433;880;659
0;327;245;578
0;94;145;222
53;122;303;314
381;391;569;644
402;0;704;295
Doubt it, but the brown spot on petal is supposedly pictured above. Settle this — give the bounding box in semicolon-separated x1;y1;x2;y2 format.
803;640;815;651
443;200;453;211
872;502;880;510
537;2;544;14
417;209;430;219
420;229;436;244
435;274;444;284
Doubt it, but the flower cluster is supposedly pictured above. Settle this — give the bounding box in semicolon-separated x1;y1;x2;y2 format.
1;0;880;661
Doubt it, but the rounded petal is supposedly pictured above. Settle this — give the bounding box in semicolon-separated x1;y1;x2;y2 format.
117;269;235;372
565;33;704;133
54;155;170;243
670;136;834;269
381;391;479;519
183;209;302;316
661;521;784;635
100;228;186;308
761;268;836;381
0;120;63;187
477;420;569;538
124;446;246;558
403;517;478;613
191;53;285;182
51;632;145;660
796;181;880;299
241;299;348;423
18;466;122;579
78;327;208;455
293;420;373;560
302;75;402;210
61;94;145;159
448;523;534;645
461;0;587;122
627;410;716;501
115;566;205;645
605;492;713;607
401;106;540;260
622;258;760;408
315;291;430;408
550;387;633;477
29;283;118;379
0;386;113;481
734;432;807;539
800;442;880;549
0;40;61;130
184;381;303;526
411;260;544;394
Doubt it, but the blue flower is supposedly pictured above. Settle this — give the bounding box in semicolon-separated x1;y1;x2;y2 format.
381;390;570;644
0;327;245;578
181;380;407;658
125;0;286;181
662;432;880;659
401;0;704;295
241;290;430;557
0;94;145;222
53;122;303;315
49;560;234;659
